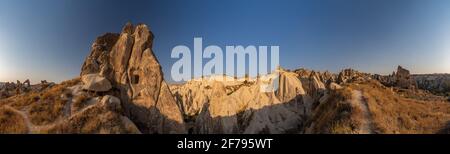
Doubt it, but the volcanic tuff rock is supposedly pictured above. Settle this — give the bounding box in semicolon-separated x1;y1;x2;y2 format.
413;74;450;95
394;66;417;89
80;23;185;133
0;80;55;99
373;66;418;90
171;68;331;134
81;74;112;92
336;69;372;84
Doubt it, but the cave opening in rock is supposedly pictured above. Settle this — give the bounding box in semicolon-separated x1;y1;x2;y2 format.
132;75;140;84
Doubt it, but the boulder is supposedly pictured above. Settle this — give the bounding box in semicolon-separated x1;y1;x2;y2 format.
101;95;122;112
81;74;112;92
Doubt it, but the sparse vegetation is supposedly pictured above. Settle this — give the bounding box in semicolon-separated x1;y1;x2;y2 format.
307;80;450;134
28;97;66;125
8;92;40;110
47;105;136;134
27;78;81;125
0;107;28;133
307;86;363;134
350;80;450;134
72;93;89;111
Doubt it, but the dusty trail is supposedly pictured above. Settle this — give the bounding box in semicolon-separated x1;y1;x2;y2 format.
4;105;33;133
352;90;374;134
63;99;72;118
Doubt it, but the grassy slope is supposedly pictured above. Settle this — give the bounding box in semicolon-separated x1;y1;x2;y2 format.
309;80;450;134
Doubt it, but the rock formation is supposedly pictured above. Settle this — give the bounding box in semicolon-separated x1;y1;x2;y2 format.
394;66;416;89
171;68;330;134
80;23;185;134
413;74;450;95
24;79;31;88
336;69;371;84
374;66;418;90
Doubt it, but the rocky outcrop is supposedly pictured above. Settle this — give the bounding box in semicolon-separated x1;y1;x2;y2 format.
194;71;307;134
375;66;418;90
0;79;55;99
395;66;416;89
337;69;371;84
276;70;306;102
80;23;185;134
413;74;450;95
294;68;336;84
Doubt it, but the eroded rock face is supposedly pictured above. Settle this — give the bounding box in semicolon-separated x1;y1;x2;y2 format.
80;23;185;134
276;70;305;102
172;69;324;134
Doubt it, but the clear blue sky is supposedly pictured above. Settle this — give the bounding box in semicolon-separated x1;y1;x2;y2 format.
0;0;449;83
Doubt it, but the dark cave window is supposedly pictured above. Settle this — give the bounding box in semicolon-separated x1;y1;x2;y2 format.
132;75;139;84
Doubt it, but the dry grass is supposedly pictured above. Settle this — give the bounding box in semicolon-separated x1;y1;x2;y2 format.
308;86;363;134
28;97;66;125
7;92;40;110
0;107;28;133
3;77;80;110
72;93;89;112
0;77;82;126
27;78;81;125
0;77;140;134
308;80;450;134
47;105;136;134
350;80;450;134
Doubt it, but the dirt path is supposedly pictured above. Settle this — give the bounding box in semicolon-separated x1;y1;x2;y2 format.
63;99;72;118
352;90;374;134
4;105;33;133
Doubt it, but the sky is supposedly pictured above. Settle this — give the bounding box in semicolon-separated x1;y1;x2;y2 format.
0;0;449;83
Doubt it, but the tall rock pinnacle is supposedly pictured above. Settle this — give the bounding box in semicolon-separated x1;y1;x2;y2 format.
81;23;186;134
